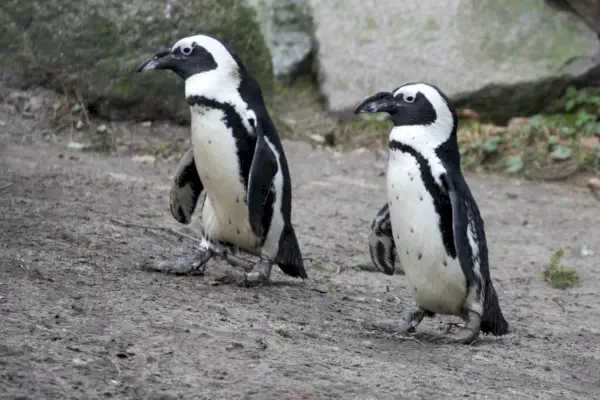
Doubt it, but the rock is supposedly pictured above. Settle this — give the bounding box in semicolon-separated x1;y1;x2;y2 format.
561;0;600;33
0;0;273;122
244;0;315;81
131;155;157;165
309;0;600;124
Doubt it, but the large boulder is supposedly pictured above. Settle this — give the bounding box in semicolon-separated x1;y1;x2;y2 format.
308;0;600;123
0;0;273;122
244;0;315;81
562;0;600;33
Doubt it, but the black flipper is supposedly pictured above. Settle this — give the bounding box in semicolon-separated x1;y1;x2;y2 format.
368;203;402;276
247;119;279;239
170;148;204;224
439;172;475;286
276;224;307;279
440;165;508;336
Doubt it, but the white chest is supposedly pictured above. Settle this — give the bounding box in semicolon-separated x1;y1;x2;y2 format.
387;151;467;315
190;106;258;250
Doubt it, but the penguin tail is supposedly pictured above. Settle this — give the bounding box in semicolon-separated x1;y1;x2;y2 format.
480;282;509;336
275;224;307;279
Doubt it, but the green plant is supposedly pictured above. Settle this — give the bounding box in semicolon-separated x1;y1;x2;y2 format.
543;248;579;289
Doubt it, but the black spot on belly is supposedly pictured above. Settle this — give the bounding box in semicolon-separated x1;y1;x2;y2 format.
419;196;423;201
236;197;240;203
418;253;422;260
410;176;413;181
406;250;409;256
396;234;399;240
443;260;447;267
396;196;399;200
410;227;414;233
208;140;212;144
414;286;418;292
228;219;232;225
237;229;241;234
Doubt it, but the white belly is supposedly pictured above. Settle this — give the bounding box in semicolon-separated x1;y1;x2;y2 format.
191;107;259;252
387;151;467;315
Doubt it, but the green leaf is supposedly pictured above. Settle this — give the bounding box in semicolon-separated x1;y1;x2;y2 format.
481;137;500;153
505;155;524;173
575;111;593;127
565;86;577;98
565;99;576;112
560;127;575;137
529;115;543;128
551;145;572;161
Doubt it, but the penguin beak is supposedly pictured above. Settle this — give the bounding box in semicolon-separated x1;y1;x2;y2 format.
137;49;176;72
354;92;401;115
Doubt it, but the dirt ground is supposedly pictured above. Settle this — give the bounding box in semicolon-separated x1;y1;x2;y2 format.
1;87;600;400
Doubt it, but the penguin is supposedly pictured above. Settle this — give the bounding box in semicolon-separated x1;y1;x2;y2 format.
368;203;404;276
355;82;508;343
136;34;307;286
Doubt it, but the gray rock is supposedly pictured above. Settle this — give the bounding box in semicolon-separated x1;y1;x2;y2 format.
308;0;600;123
0;0;273;122
562;0;600;33
244;0;315;81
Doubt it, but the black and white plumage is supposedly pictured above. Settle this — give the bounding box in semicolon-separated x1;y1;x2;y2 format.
368;203;403;276
137;34;306;285
355;82;508;343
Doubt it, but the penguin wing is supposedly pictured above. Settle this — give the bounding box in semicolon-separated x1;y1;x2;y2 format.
247;118;279;239
440;169;477;285
368;203;402;275
169;147;204;224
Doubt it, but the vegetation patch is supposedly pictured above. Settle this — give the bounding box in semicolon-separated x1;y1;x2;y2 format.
543;248;579;289
274;81;600;179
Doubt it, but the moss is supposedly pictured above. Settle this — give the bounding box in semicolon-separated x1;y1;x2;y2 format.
0;0;273;122
469;0;590;69
543;248;579;289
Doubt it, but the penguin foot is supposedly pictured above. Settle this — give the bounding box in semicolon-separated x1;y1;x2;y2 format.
362;318;415;333
434;328;480;345
436;310;481;345
142;249;214;275
244;260;273;287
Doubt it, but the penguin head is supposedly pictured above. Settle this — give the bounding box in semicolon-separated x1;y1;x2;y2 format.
137;34;244;98
354;82;458;146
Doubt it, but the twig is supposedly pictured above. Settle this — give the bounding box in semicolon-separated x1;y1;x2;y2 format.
394;335;424;346
74;89;91;127
386;285;401;303
336;264;342;274
553;297;566;312
0;183;13;191
109;218;201;243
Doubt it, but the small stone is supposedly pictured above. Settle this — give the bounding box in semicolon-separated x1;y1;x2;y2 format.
75;120;84;130
132;155;156;165
587;177;600;190
67;141;87;150
141;121;152;127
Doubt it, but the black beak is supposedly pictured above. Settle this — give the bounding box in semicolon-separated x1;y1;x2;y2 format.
354;91;400;114
137;48;174;72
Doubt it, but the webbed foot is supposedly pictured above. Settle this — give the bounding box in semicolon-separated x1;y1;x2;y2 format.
435;311;481;345
142;248;214;275
244;259;273;287
363;307;430;333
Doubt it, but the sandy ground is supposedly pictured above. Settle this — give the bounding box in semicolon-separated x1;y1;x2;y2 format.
1;88;599;400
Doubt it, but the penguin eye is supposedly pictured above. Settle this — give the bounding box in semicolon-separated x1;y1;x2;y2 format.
181;46;192;55
403;94;415;103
